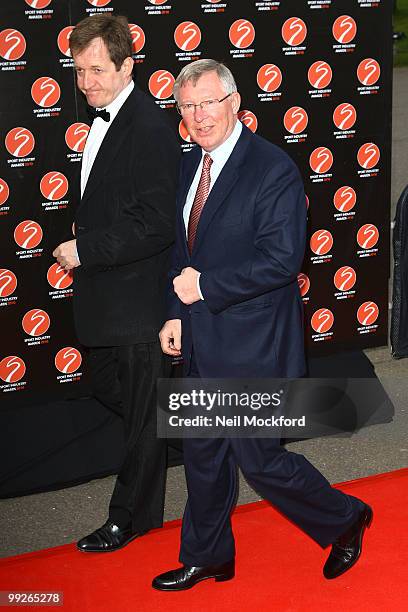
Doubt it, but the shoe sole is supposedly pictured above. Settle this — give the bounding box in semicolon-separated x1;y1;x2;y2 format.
77;532;143;553
325;505;373;579
152;572;235;591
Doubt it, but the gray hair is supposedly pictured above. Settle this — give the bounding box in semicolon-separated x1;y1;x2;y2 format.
173;59;237;102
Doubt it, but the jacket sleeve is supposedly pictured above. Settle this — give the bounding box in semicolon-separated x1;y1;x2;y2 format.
166;243;183;320
165;157;195;321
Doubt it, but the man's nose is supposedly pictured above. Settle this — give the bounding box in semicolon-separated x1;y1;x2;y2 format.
81;72;93;91
193;104;208;121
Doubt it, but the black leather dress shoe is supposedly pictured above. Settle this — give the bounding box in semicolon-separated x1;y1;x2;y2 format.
152;560;235;591
77;520;144;553
323;504;373;579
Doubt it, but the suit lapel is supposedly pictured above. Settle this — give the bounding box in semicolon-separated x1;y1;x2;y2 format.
192;125;252;257
78;87;138;210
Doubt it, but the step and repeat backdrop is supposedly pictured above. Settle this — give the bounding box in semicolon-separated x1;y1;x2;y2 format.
0;0;392;398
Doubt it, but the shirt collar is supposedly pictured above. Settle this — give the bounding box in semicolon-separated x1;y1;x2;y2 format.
201;119;242;164
97;80;134;123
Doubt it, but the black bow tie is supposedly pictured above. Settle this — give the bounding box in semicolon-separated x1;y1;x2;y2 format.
87;106;110;122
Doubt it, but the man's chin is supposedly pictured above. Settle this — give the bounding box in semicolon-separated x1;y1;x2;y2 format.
85;94;104;107
193;136;214;152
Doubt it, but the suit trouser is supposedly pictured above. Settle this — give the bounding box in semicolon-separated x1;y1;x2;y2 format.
179;357;364;566
87;342;169;533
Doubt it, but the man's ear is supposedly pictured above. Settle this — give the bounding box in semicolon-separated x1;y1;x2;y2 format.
232;92;241;114
122;56;134;78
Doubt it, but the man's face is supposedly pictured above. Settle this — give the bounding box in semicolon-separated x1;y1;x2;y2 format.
73;37;133;108
178;71;241;152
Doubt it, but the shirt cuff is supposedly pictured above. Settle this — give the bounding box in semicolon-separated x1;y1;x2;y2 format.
74;242;81;265
197;272;204;301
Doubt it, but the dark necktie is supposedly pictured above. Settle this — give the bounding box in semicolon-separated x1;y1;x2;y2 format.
187;153;213;254
87;106;110;122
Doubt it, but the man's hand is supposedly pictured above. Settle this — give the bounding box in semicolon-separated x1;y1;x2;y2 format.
52;239;80;271
173;267;200;305
159;319;182;356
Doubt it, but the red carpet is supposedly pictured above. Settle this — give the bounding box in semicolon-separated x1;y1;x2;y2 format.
1;469;407;611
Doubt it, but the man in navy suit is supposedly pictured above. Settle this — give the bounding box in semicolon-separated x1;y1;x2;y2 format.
152;60;372;590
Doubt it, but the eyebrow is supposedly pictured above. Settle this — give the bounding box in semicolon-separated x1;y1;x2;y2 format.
74;64;103;69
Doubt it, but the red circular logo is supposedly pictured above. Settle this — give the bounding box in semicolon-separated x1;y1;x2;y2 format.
229;19;255;49
5;127;35;158
309;147;333;174
332;15;357;44
179;120;193;143
174;21;201;51
55;347;82;374
311;309;334;334
0;29;26;61
333;103;357;130
65;123;90;153
257;64;282;92
333;186;356;212
0;269;17;298
57;26;73;57
0;178;10;206
357;224;379;249
0;356;26;383
148;70;175;100
297;273;310;297
47;263;73;290
310;229;333;255
281;17;307;46
207;0;221;2
148;0;167;4
334;266;356;292
308;61;332;89
14;220;43;249
128;24;145;54
22;309;50;337
31;77;61;108
25;0;52;8
357;302;379;326
40;172;69;201
357;58;380;86
238;110;258;133
87;0;111;6
357;143;380;169
284;106;308;134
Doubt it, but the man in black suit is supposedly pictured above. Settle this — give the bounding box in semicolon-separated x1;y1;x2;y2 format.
53;15;180;552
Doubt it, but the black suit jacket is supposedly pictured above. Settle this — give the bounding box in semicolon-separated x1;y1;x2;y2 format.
74;84;180;347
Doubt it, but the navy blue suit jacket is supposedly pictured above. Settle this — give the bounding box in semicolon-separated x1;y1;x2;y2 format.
168;124;306;378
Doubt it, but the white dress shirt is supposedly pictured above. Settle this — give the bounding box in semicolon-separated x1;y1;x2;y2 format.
183;119;242;300
80;80;134;198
